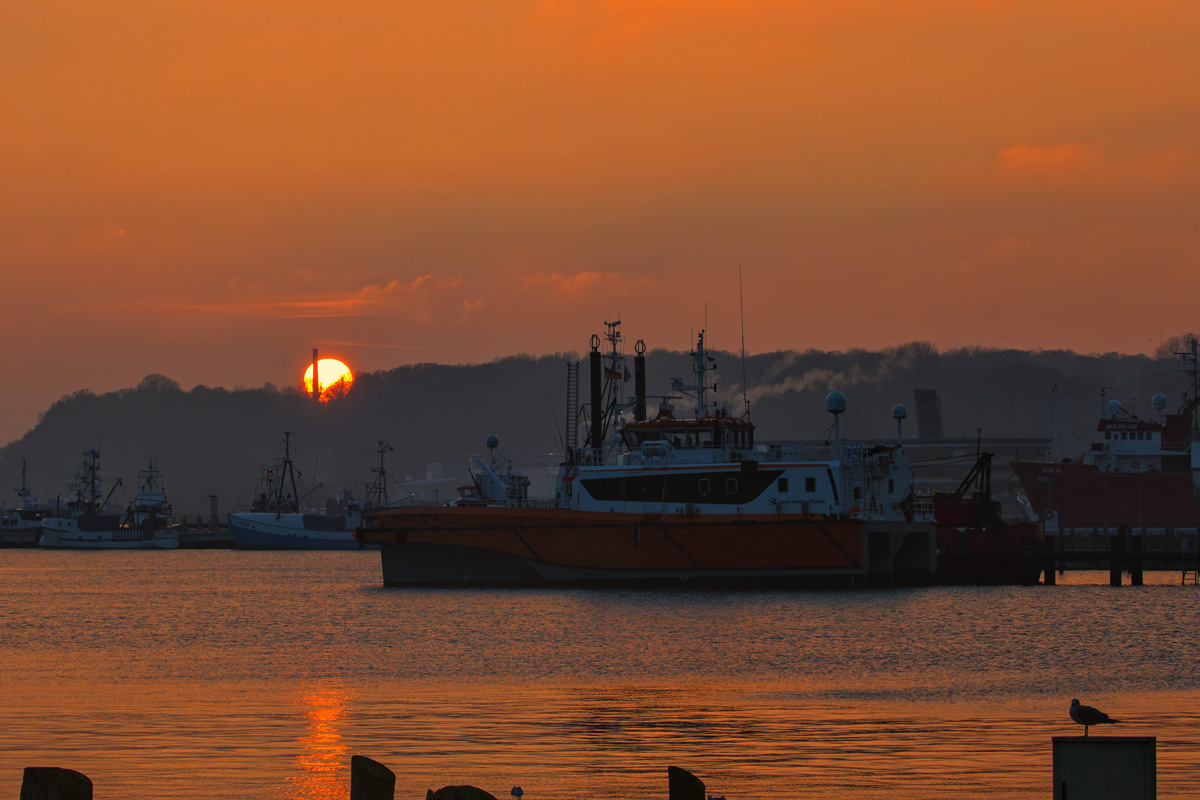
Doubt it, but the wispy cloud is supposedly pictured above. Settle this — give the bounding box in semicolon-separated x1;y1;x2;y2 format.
167;274;474;321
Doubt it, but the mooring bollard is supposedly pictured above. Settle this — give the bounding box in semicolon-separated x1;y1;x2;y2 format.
351;755;396;800
667;766;705;800
20;767;93;800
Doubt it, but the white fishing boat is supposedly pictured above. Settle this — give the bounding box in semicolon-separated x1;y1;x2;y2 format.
0;462;45;546
229;434;394;550
40;451;180;549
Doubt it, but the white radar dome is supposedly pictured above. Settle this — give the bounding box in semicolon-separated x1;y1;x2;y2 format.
826;391;847;416
1107;399;1122;415
892;404;907;420
1153;393;1167;411
486;434;500;449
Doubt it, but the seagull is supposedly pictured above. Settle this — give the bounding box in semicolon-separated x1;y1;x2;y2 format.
1070;698;1120;736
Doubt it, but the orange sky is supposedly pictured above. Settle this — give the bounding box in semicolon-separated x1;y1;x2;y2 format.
2;0;1198;444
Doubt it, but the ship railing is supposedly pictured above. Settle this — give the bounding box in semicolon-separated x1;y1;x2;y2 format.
912;499;936;520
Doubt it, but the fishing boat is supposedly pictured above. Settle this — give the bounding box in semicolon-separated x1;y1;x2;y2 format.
358;322;938;587
228;435;393;549
1010;337;1200;535
0;462;45;546
40;451;180;549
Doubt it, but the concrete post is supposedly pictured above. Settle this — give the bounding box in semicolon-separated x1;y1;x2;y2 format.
20;767;93;800
1053;736;1155;799
667;766;706;800
350;755;395;800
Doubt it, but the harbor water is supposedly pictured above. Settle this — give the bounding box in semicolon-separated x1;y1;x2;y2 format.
1;551;1198;799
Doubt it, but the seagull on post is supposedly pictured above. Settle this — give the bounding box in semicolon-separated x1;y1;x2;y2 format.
1070;698;1120;737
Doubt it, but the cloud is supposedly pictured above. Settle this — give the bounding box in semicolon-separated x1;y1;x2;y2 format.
996;141;1103;182
957;236;1029;270
937;142;1199;198
167;273;474;322
520;270;641;297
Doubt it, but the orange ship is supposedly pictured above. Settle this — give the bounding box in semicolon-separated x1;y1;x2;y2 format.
358;323;938;587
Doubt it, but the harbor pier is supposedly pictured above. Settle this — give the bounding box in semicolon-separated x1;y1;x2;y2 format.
1041;525;1200;585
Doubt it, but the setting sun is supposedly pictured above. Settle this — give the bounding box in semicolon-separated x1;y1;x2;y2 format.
303;358;354;402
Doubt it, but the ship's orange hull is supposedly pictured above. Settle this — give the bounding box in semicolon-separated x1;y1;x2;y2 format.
357;506;937;587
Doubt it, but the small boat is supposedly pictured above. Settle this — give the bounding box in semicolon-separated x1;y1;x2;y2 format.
0;462;45;547
40;451;180;549
229;434;395;550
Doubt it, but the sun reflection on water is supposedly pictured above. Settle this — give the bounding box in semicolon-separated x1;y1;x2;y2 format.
282;684;352;800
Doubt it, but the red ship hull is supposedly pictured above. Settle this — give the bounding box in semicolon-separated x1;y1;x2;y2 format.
357;506;938;588
1011;461;1200;530
934;520;1044;585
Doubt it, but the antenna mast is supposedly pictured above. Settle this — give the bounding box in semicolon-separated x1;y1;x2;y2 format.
739;266;750;422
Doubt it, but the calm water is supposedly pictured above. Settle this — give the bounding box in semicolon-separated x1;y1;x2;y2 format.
1;551;1198;799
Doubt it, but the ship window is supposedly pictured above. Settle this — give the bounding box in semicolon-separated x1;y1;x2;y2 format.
779;478;789;493
1105;432;1111;440
854;486;862;500
805;477;816;493
698;478;710;496
888;478;895;493
726;478;738;494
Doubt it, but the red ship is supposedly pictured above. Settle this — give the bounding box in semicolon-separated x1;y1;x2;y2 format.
1011;338;1200;534
358;322;939;588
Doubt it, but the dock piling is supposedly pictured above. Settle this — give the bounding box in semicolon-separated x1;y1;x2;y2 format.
1109;530;1125;587
1043;534;1057;586
1130;535;1144;586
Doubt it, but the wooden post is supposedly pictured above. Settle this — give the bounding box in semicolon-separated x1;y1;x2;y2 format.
1109;533;1124;587
1043;533;1057;586
20;767;93;800
351;755;396;800
668;766;706;800
1130;535;1144;586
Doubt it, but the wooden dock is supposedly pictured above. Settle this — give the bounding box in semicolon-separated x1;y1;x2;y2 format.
1039;526;1200;586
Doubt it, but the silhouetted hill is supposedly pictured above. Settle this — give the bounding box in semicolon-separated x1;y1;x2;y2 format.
0;344;1189;512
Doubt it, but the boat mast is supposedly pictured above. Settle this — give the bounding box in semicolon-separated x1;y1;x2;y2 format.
86;449;99;512
368;440;394;509
671;330;716;419
1178;335;1200;433
1051;385;1061;463
604;320;626;461
275;431;301;517
17;461;29;508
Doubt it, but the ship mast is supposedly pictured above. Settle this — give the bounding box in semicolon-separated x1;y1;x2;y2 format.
1177;335;1200;433
671;330;717;418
